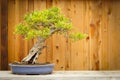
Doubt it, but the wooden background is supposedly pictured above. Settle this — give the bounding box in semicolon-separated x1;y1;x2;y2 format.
0;0;120;70
0;0;1;69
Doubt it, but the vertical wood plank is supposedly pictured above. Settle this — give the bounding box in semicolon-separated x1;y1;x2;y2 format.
8;0;16;67
70;0;85;70
1;0;8;70
89;1;102;70
99;1;109;70
14;0;20;61
64;1;72;70
0;0;1;70
107;1;120;70
34;0;46;11
28;0;34;13
82;1;90;70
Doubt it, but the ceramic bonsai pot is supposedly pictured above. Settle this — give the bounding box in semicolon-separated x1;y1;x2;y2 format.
9;63;54;75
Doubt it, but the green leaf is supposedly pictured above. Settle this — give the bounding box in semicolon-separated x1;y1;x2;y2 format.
69;33;87;41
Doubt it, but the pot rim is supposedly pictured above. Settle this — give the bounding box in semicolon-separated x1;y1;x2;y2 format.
9;63;55;67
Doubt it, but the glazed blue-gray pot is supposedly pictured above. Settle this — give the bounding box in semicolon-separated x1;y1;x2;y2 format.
9;63;54;75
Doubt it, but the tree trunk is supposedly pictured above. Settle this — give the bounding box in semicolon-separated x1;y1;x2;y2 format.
21;28;60;64
21;39;45;64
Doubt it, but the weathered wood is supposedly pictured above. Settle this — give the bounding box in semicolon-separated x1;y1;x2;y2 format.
1;0;8;70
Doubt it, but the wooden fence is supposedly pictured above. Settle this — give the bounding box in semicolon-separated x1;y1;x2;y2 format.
0;0;120;70
0;0;1;69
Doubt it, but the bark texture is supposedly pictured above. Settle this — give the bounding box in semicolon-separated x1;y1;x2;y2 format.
21;39;45;64
21;28;61;64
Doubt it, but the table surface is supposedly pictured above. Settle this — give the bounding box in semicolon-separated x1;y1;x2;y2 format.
0;71;120;77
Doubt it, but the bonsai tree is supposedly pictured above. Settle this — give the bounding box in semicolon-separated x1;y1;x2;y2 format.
15;7;87;64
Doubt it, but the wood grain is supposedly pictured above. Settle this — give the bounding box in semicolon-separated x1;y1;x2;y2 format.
0;0;1;70
99;1;109;70
8;0;15;68
70;0;85;70
89;1;102;70
83;1;90;70
1;0;120;70
1;0;8;70
107;1;120;70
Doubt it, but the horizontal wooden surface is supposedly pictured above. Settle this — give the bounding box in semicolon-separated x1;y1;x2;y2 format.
0;0;120;70
0;71;120;80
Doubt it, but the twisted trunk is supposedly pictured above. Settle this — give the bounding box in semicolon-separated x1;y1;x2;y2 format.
21;28;61;64
21;39;45;64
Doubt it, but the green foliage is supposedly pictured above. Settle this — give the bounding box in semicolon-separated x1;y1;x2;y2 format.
15;7;87;40
69;33;87;41
15;23;30;35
